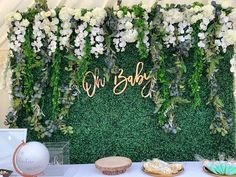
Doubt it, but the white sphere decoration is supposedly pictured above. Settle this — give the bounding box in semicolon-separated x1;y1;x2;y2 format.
15;141;50;176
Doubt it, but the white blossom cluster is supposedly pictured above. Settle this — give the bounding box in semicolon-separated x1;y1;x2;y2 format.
184;5;214;49
197;18;211;49
113;10;138;52
74;22;88;59
162;8;192;48
90;26;105;58
32;13;44;52
8;13;29;52
32;10;58;55
79;8;107;58
215;13;233;53
59;7;74;49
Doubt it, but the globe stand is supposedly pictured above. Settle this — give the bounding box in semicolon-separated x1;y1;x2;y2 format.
12;141;44;177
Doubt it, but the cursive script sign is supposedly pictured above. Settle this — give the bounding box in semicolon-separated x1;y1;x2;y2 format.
82;62;152;97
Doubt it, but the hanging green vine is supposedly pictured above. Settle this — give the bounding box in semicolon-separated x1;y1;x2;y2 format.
6;1;236;138
132;4;149;59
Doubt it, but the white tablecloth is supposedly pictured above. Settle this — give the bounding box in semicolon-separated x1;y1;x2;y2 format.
41;162;213;177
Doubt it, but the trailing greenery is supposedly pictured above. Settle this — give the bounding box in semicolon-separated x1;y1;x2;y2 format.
6;0;236;141
189;22;204;108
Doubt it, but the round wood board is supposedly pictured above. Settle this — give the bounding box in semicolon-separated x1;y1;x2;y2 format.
142;167;184;177
95;156;132;175
203;167;236;177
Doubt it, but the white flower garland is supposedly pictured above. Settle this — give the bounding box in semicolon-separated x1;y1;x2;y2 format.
214;12;233;53
90;26;105;58
113;10;138;52
162;8;192;48
59;7;74;50
74;22;88;59
7;5;236;79
76;8;107;58
32;10;58;56
8;13;29;52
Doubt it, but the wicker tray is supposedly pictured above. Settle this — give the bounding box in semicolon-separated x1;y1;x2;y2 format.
203;167;236;177
95;156;132;175
142;167;184;177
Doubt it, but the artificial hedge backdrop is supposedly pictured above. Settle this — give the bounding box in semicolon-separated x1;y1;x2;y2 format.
7;1;236;164
23;44;236;163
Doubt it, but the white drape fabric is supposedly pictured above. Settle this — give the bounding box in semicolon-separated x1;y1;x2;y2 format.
0;0;236;127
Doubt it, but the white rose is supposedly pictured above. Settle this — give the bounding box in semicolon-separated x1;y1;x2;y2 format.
59;7;72;21
123;29;138;43
191;16;199;24
125;21;133;30
164;9;184;24
92;8;106;19
40;11;46;18
90;19;97;26
14;13;22;21
141;4;151;13
45;11;52;17
50;9;56;17
224;30;236;46
82;11;92;22
229;9;236;22
202;5;214;20
193;6;202;12
117;10;123;19
126;12;131;18
74;9;82;20
52;18;59;25
21;19;29;27
5;12;14;23
43;25;50;34
221;1;230;9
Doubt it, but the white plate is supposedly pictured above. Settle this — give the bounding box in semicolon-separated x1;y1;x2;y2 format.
0;128;27;171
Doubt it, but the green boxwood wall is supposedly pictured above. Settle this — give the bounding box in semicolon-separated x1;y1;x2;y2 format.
25;44;235;164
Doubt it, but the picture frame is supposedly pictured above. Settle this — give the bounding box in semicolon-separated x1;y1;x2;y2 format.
0;128;27;171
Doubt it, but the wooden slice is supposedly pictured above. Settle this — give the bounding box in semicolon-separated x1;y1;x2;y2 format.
95;156;132;175
203;167;236;177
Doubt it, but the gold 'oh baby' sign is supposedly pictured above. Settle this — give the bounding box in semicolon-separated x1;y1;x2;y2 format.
82;62;152;98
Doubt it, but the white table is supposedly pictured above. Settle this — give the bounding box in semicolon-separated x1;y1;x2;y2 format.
41;162;213;177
